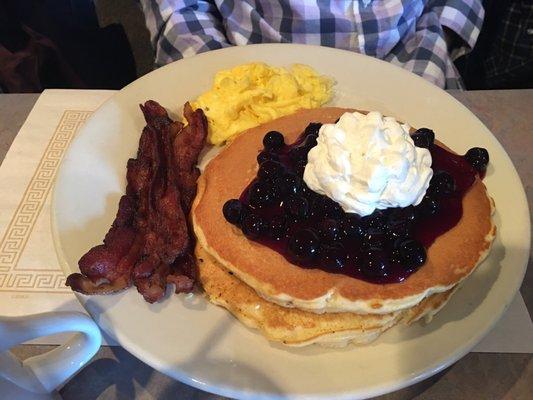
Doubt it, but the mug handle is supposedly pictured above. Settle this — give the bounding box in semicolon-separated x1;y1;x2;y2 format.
0;311;101;393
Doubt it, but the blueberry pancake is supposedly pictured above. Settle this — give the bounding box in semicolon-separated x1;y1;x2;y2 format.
192;107;495;317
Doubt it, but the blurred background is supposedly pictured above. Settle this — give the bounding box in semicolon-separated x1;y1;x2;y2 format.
0;0;531;93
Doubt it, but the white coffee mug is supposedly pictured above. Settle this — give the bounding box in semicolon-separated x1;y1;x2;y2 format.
0;312;101;400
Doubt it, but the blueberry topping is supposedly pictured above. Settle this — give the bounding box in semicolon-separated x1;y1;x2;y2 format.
268;215;288;240
308;197;324;219
310;196;344;220
304;122;322;137
276;173;303;196
287;229;320;263
300;182;312;197
288;146;308;164
390;248;402;265
222;199;244;225
464;147;489;173
386;222;410;243
429;171;455;195
263;131;285;150
225;120;480;285
360;248;390;278
325;200;344;219
384;207;413;240
294;160;308;176
362;228;387;249
361;210;386;229
241;213;266;239
248;181;277;208
341;215;364;239
416;195;439;217
321;243;347;269
258;160;285;181
387;206;416;225
284;196;309;219
411;128;435;148
397;238;426;270
319;219;344;242
257;150;279;164
300;133;318;149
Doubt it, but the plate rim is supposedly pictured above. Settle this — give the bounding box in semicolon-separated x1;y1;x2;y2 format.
51;43;531;400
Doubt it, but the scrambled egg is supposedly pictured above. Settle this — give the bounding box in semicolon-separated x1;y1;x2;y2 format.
191;62;334;146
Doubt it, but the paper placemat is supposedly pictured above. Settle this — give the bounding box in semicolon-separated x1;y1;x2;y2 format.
0;89;531;352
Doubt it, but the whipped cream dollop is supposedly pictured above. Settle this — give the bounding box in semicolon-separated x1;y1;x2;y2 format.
303;111;433;216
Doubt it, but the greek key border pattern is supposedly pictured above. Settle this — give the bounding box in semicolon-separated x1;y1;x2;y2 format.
0;110;92;292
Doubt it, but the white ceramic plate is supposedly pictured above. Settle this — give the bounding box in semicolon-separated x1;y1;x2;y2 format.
52;44;530;400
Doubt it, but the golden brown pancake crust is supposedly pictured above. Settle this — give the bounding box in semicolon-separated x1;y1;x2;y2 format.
196;244;402;346
197;243;456;346
192;108;495;310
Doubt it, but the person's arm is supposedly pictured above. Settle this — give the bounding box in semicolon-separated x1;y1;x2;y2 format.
140;0;231;66
428;0;485;60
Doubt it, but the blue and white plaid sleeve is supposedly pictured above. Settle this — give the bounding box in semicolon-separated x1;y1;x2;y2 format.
428;0;485;58
140;0;231;66
382;0;483;89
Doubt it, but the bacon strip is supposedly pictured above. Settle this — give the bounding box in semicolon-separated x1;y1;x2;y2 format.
66;100;207;303
167;103;207;294
175;103;208;213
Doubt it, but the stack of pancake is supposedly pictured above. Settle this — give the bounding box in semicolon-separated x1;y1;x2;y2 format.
192;108;496;347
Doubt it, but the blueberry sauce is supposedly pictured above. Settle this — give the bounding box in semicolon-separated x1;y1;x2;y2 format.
225;125;486;284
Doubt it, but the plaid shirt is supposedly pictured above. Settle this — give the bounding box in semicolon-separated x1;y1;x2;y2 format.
141;0;484;89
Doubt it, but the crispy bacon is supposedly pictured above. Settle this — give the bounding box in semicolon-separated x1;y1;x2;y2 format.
66;100;207;303
175;103;208;212
65;196;140;295
167;253;196;294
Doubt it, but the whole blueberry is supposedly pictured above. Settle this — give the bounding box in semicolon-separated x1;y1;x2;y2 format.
429;171;455;196
397;238;426;270
263;131;285;150
258;160;285;181
287;229;320;263
464;147;489;173
284;196;310;219
241;213;266;239
276;173;303;196
249;181;276;208
411;128;435;149
257;150;279;165
222;199;244;225
319;219;344;242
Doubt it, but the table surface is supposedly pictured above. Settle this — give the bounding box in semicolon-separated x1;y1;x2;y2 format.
1;90;532;400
